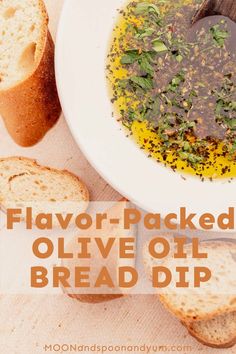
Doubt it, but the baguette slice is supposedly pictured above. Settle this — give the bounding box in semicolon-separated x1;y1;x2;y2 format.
0;0;61;146
144;240;236;348
143;236;176;276
184;312;236;348
62;199;137;303
0;157;89;214
159;242;236;322
145;241;236;322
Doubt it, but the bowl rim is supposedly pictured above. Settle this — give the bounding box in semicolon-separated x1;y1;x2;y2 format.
55;0;236;229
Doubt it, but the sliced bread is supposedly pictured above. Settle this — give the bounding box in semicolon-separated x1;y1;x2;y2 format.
143;240;236;322
143;236;176;276
0;0;61;146
62;199;137;303
0;157;89;214
159;241;236;322
144;239;236;348
184;311;236;348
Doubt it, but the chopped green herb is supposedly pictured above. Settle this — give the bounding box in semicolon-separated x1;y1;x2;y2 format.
135;2;160;16
139;55;155;76
167;71;185;92
120;50;139;64
210;24;229;47
178;152;203;164
229;140;236;156
135;27;155;39
121;50;156;76
130;76;153;90
152;39;168;52
224;118;236;130
176;54;183;62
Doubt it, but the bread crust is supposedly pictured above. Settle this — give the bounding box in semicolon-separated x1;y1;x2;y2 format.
66;292;123;304
158;242;236;322
0;156;90;202
62;198;131;304
159;294;236;323
183;321;236;349
0;1;61;147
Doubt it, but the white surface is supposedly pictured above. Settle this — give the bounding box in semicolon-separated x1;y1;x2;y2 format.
56;0;236;219
0;1;235;354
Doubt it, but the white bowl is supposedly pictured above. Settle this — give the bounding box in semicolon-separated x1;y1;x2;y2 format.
55;0;236;216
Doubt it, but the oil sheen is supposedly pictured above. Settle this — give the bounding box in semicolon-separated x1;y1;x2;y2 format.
107;0;236;179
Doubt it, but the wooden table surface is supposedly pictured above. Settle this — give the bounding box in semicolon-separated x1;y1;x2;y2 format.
0;1;235;353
